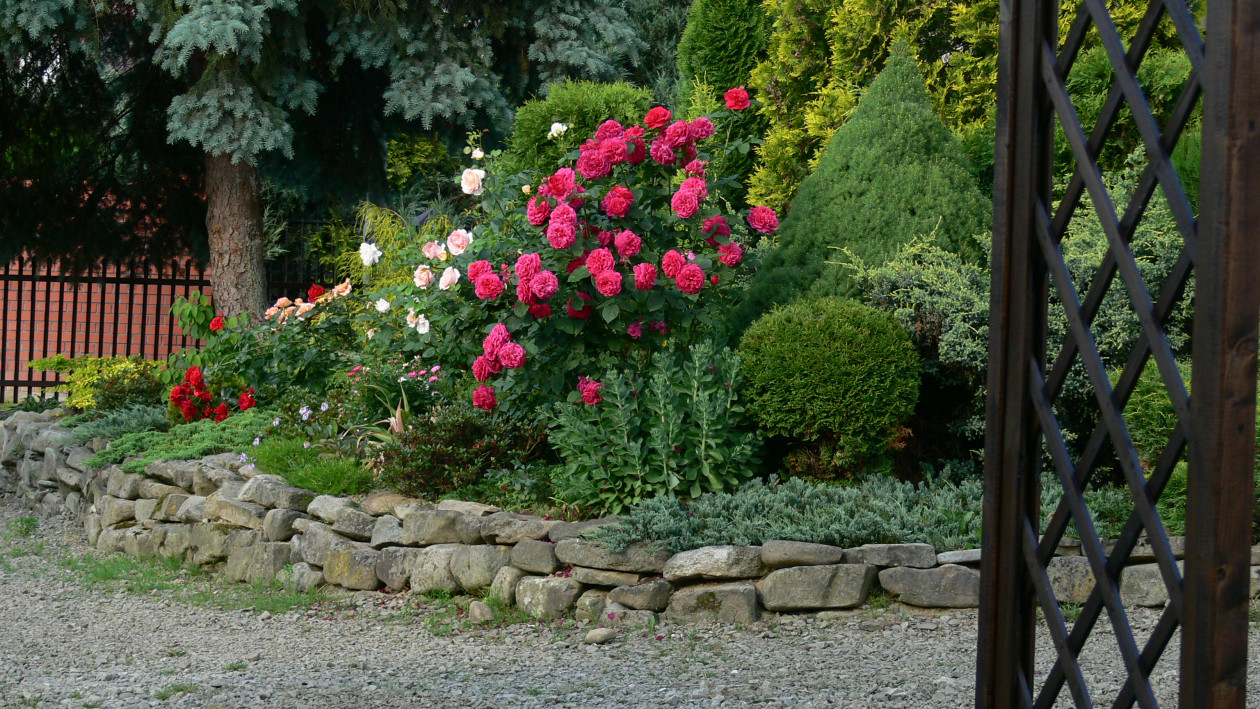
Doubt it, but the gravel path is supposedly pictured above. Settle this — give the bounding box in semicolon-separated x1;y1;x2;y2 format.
1;496;1256;709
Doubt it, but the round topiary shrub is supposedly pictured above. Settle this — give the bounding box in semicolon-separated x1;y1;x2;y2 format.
738;298;919;478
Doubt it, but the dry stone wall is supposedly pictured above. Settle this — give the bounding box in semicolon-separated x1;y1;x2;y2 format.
4;410;1258;625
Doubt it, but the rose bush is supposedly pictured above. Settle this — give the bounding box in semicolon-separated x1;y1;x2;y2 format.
362;95;777;411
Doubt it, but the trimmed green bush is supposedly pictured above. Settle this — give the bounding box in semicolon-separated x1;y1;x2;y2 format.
737;298;919;478
67;404;169;444
676;0;769;94
496;81;654;178
86;409;273;474
247;437;374;497
737;45;989;326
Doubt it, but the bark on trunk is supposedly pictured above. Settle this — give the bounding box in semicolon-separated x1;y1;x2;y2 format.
204;153;266;318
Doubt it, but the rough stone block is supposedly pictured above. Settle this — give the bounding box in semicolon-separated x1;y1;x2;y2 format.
283;562;325;592
451;545;513;592
160;525;193;559
145;460;200;490
554;539;669;573
878;564;980;608
757;564;876;611
299;521;355;568
175;495;207;523
323;545;382;590
65;446;96;472
239;474;317;511
402;509;465;546
1047;556;1095;605
332;508;377;541
1119;562;1182;608
192;464;241;496
435;499;500;517
571;566;644;587
361;492;410;516
456;513;486;545
575;590;609;623
608;579;673;612
490;565;527;605
370;515;405;549
936;549;982;566
516;576;584;619
189;523;233;565
134;498;159;524
410;544;463;594
99;496;136;526
138;479;188;501
665;581;759;624
204;491;266;530
377;547;425;590
225;542;293;583
263;508;308;542
511;539;560;575
123;531;158;559
760;540;846;569
847;543;937;568
663;545;767;582
481;513;561;544
106;471;142;500
548;517;621;543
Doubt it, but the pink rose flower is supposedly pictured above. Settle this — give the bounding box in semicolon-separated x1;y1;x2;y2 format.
472;355;500;382
725;86;750;110
473;385;497;411
586;248;615;275
550;202;577;226
627;320;642;339
652;320;667;334
516;276;536;305
526;196;552;225
597;229;615;247
675;263;705;294
576;144;611;180
681;176;708;200
664;120;691;148
644;106;671;129
475;273;504;300
633;262;658;290
422;240;446;260
483;323;511;356
688;117;715;141
515;253;542;280
413;264;435;289
497;342;526;369
718;241;744;267
671;189;700;219
600;138;628;165
684;159;706;176
701;214;731;237
530;270;559;300
579;378;604;405
627;136;647;165
661;250;686;278
468;259;493;282
614;230;642;260
446;229;473;256
649;138;676;165
542;168;577;200
601;186;635;218
547;222;577;249
594;119;624;141
594;270;623;297
438;267;460;290
747;206;779;234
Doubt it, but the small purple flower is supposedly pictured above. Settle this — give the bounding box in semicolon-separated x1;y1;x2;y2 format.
300;405;312;421
253;437;261;446
272;417;281;427
238;453;249;463
320;402;329;412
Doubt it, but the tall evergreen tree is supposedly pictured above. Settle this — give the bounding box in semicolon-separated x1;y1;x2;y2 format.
2;0;642;316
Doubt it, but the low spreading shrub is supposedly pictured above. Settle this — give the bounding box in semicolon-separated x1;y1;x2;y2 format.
548;341;760;514
375;401;547;499
27;355;164;412
86;409;273;473
738;298;919;479
245;437;374;497
67;404;169;444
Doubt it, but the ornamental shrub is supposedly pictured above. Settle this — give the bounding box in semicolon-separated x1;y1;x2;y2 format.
738;298;918;478
497;81;654;178
27;355;165;412
737;45;989;326
246;437;374;497
548;341;760;514
85;408;274;474
67;404;169;445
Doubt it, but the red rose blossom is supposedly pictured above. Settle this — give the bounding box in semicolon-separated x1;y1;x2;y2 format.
483;323;511;356
627;137;647;164
514;253;542;280
702;214;731;237
633;262;658;290
675;263;706;294
689;117;715;141
528;303;553;319
614;230;642;260
526;196;552;225
664;120;691;148
213;402;230;423
710;274;720;285
542;168;577;200
475;274;504;300
594;119;624;141
684;159;707;176
579;379;604;405
681;176;708;200
473;385;497;411
547;222;577;249
747;205;780;234
209;313;226;332
238;387;256;411
497;342;527;370
661;250;686;278
671;189;700;219
627;320;643;339
644;106;672;129
516;277;537;305
566;292;595;319
576;143;612;179
472;355;498;382
601;185;635;218
594;270;623;297
718;241;744;267
649;139;676;165
550;202;577;226
468;260;494;282
531;270;559;300
585;248;615;275
307;284;326;300
600;138;628;164
725;86;751;110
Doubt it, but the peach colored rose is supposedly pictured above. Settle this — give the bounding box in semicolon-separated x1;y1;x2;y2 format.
422;241;447;260
274;297;293;308
439;267;461;290
413;264;434;289
333;279;353;297
446;229;473;256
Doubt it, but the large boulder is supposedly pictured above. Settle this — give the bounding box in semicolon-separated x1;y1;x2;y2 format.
608;579;673;612
847;543;937;568
331;508;377;542
377;547;425;590
575;589;609;622
435;499;500;517
572;567;645;587
159;525;193;559
224;542;293;583
410;544;463;594
1047;556;1096;605
370;515;405;549
323;545;383;590
664;545;767;583
65;446;96;472
554;539;669;574
665;582;759;624
263;508;308;542
516;576;584;619
138;479;187;501
760;540;846;569
491;566;527;605
1119;562;1180;608
297;521;355;568
189;523;233;565
145;460;200;490
283;562;326;592
481;513;562;544
758;564;876;611
511;539;560;575
402;510;466;546
548;517;622;542
878;564;980;608
307;495;358;524
105;471;142;500
192;464;241;496
175;495;208;523
450;545;513;592
98;496;136;526
362;492;411;516
238;474;317;511
204;490;266;530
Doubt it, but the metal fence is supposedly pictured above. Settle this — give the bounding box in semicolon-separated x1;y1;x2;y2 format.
1;242;331;402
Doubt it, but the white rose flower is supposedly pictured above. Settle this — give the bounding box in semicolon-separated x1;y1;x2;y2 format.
359;241;382;267
460;168;486;195
522;184;532;195
547;122;569;139
414;314;431;335
438;267;461;291
472;148;485;160
366;329;376;339
374;298;390;313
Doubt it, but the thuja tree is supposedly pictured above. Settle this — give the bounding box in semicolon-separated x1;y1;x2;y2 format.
2;0;641;316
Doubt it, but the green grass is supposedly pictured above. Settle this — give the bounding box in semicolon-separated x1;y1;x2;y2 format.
223;661;248;672
8;540;45;558
247;437;375;496
5;516;37;539
73;554;196;594
153;683;197;700
186;575;328;615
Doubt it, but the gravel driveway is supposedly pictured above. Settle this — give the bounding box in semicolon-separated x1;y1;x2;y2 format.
1;496;1256;709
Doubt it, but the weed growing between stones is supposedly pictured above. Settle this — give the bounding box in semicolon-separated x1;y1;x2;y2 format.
152;683;197;700
4;516;37;539
223;662;248;672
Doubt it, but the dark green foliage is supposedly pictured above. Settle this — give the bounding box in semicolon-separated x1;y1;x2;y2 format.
94;363;165;412
376;402;547;499
549;342;760;515
591;476;985;553
497;81;654;177
738;45;989;325
676;0;769;93
68;405;169;445
621;0;694;104
247;437;374;497
737;298;919;478
86;409;273;474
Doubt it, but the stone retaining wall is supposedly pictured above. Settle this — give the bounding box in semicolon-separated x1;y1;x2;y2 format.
4;410;1258;624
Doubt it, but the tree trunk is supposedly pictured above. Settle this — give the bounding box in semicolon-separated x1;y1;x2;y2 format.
204;153;266;318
